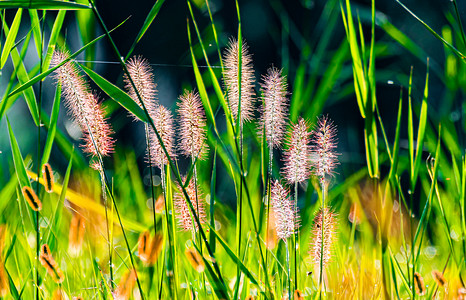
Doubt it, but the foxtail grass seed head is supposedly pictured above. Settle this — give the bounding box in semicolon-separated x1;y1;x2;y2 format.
431;270;446;287
42;163;54;193
145;233;163;266
39;244;64;284
259;67;289;149
148;105;176;168
114;269;137;300
51;50;114;163
124;56;158;120
270;180;297;241
185;247;205;272
223;38;256;124
0;261;9;297
177;90;208;160
174;177;205;233
310;207;337;268
22;186;42;211
72;297;83;300
282;117;311;184
68;213;85;257
414;272;426;296
311;115;338;185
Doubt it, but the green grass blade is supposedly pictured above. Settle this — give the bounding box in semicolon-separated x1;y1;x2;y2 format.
408;67;414;180
389;89;403;183
28;10;41;58
40;83;61;167
7;17;128;98
412;62;429;188
209;146;217;254
125;0;166;61
186;18;217;131
43;10;66;71
396;0;466;60
78;63;147;122
0;0;90;9
207;225;264;294
7;118;31;189
1;8;22;68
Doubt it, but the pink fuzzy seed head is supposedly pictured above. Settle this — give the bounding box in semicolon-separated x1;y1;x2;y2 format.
223;38;256;124
174;177;205;233
282;117;312;184
270;180;298;241
147;105;176;169
259;67;289;149
124;56;158;120
311;115;339;184
177;90;208;160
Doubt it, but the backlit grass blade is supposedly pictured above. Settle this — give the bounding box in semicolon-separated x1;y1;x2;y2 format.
7;17;128;98
1;11;40;126
396;0;466;60
192;243;229;300
7;118;31;190
29;10;41;57
125;0;166;61
186;19;217;131
78;63;148;122
0;28;34;120
207;225;265;295
43;10;66;71
40;84;61;167
0;0;90;9
209;147;217;254
412;62;429;189
0;8;22;68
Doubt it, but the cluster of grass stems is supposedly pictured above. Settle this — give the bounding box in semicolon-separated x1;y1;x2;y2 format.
0;0;465;299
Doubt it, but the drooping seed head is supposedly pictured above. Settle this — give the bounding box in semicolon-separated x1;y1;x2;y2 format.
51;50;115;163
282;117;311;184
174;176;205;233
138;232;163;266
310;207;337;269
311;115;339;184
124;56;158;120
259;67;288;149
270;180;298;241
177;90;208;160
147;105;176;168
223;38;256;124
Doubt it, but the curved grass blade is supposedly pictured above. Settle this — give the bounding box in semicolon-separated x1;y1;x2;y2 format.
7;17;128;98
43;10;66;70
0;0;90;9
78;63;147;122
0;8;22;68
7;118;31;190
125;0;165;61
40;84;61;167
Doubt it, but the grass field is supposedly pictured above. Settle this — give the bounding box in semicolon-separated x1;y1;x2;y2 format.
0;0;465;299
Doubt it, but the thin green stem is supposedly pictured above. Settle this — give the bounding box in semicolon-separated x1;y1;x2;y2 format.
294;181;298;291
285;240;292;300
319;179;326;299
